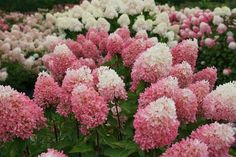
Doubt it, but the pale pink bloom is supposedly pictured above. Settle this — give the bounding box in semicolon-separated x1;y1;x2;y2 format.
93;66;127;102
223;68;232;76
202;82;236;122
70;58;96;70
199;22;212;34
38;149;68;157
217;23;227;34
134;97;180;150
228;42;236;50
161;138;209;157
131;43;172;91
204;38;216;48
190;122;235;157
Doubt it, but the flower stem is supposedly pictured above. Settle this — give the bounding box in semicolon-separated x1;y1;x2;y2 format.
115;103;122;140
95;130;100;157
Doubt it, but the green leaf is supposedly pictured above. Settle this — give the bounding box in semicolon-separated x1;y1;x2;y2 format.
69;143;93;153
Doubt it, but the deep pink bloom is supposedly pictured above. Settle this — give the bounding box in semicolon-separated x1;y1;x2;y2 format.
71;84;108;134
70;58;96;70
114;27;131;41
134;97;180;150
172;88;198;123
138;76;179;109
193;67;217;90
121;38;146;67
33;72;61;108
171;39;198;70
106;33;123;55
81;39;101;61
38;149;68;157
65;39;82;58
0;85;46;141
42;44;77;82
169;61;193;88
188;80;210;113
190;122;235;157
57;66;94;116
161;138;209;157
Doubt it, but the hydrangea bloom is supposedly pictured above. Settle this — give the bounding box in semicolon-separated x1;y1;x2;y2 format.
71;84;108;134
190;122;235;157
93;66;127;102
70;58;96;70
169;61;193;88
193;67;217;90
171;39;198;70
121;38;146;67
134;97;180;150
38;149;68;157
81;39;101;61
131;43;172;91
57;66;94;116
189;80;210;113
138;76;179;109
0;85;45;141
161;138;209;157
202;81;236;122
172;88;198;123
106;33;124;57
33;72;61;108
42;44;77;82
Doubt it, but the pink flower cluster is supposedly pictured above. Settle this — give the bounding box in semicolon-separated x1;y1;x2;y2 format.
134;97;180;150
202;81;236;122
38;149;68;157
0;85;45;141
161;138;209;157
190;122;235;157
33;72;61;108
0;19;9;31
71;84;108;134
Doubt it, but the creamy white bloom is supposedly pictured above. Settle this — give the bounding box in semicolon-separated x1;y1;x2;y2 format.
213;15;224;25
152;22;168;35
228;42;236;50
104;6;118;19
56;17;83;32
97;18;110;31
117;14;130;27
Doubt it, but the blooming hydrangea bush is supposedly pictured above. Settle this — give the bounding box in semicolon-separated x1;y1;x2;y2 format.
0;1;236;157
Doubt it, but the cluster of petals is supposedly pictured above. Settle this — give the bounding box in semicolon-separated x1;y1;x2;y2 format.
202;81;236;122
38;149;68;157
131;43;172;91
169;61;193;88
0;85;45;141
93;66;127;102
57;66;94;116
71;84;108;134
190;122;236;157
42;44;77;82
171;39;198;70
33;72;61;108
161;138;209;157
138;76;179;109
134;97;180;150
193;67;217;90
